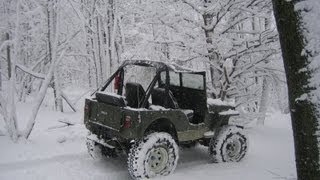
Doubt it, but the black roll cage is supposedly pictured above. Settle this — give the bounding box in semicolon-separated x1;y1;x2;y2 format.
98;60;206;108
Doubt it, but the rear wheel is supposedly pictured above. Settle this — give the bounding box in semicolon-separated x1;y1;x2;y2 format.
209;125;248;163
128;132;179;179
86;138;103;159
86;133;118;159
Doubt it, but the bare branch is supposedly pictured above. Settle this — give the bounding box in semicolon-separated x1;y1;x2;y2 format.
0;40;12;52
58;119;75;126
227;30;263;35
0;70;9;80
221;16;250;34
181;0;203;15
61;91;77;112
16;64;45;79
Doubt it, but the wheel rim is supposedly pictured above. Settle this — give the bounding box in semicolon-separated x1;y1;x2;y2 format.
148;146;169;174
226;138;241;158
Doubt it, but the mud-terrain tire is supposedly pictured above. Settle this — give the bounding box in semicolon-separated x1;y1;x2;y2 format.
209;125;248;163
128;132;179;179
86;138;104;159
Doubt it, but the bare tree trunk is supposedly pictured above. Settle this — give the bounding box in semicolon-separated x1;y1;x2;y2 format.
80;0;93;88
117;13;125;62
53;66;63;112
7;74;18;141
47;0;56;107
24;48;67;139
90;35;99;87
0;34;4;91
61;91;76;112
5;1;22;142
0;56;2;91
203;14;217;87
272;0;320;179
111;4;118;68
6;33;11;79
202;5;220;95
257;14;272;125
86;0;99;87
47;0;63;112
87;58;92;87
24;55;56;138
96;16;103;82
107;0;113;77
53;3;63;112
257;77;270;125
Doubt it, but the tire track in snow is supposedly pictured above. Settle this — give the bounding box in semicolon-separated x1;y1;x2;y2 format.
0;152;89;172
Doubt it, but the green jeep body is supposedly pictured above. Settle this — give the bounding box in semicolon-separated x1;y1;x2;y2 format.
84;60;238;153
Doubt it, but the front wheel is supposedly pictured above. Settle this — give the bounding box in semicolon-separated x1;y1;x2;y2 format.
209;125;248;163
127;132;179;179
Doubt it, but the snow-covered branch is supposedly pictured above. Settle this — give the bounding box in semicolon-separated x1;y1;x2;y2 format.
227;30;263;35
0;70;9;80
221;16;251;34
0;40;12;51
16;64;45;79
239;7;269;18
61;91;77;112
24;48;67;139
181;0;203;15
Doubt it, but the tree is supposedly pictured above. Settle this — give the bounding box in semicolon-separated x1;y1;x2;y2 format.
161;0;281;121
0;0;81;140
0;0;288;140
272;0;320;179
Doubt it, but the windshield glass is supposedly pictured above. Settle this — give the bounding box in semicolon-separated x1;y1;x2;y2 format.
182;73;204;90
123;65;157;91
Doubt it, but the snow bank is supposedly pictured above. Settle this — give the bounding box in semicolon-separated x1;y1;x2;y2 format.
0;108;296;180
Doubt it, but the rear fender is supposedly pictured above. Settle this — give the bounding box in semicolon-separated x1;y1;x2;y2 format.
143;118;178;140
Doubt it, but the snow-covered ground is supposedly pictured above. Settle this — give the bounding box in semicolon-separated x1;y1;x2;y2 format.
0;104;296;180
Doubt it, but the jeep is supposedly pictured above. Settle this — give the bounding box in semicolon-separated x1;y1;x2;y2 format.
84;60;248;179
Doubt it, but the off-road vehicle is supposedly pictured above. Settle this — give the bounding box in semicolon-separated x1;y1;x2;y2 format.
84;60;248;179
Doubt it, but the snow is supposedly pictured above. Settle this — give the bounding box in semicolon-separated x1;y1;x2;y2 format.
207;98;235;107
295;1;320;92
223;58;233;75
295;93;307;102
182;109;193;115
98;91;124;99
122;60;203;73
203;131;215;138
87;133;115;149
123;107;148;112
0;104;296;180
149;105;168;111
219;109;239;116
168;62;204;73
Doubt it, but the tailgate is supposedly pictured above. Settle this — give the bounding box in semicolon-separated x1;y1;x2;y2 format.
86;99;123;131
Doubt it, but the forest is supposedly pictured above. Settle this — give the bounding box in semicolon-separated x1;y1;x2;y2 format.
2;0;318;180
0;0;287;139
